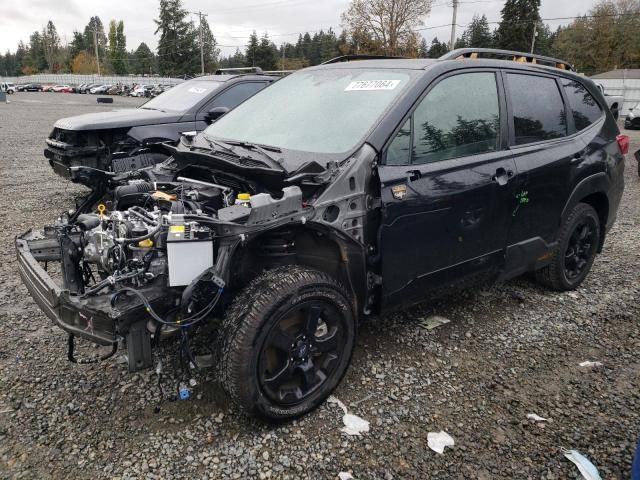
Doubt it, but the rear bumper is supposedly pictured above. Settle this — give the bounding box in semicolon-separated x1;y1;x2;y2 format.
16;231;171;346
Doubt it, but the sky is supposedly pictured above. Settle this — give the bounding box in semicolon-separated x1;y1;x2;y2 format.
0;0;599;57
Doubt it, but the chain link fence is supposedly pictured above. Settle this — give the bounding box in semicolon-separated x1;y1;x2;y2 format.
0;73;184;86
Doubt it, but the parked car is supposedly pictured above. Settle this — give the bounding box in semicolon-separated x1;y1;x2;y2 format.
72;84;86;93
129;85;152;97
45;73;277;177
16;84;30;92
596;83;624;120
52;85;72;93
19;49;626;421
1;82;17;94
89;84;112;94
42;85;56;92
23;83;43;92
625;103;640;130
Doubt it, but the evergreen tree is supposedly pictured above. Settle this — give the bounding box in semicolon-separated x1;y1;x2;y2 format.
27;31;47;72
83;17;107;64
496;0;541;52
418;37;428;58
134;42;154;74
199;19;219;73
256;33;278;70
245;31;259;67
42;21;61;72
154;0;198;76
427;37;448;58
463;14;493;48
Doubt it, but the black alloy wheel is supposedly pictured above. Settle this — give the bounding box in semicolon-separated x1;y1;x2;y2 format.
259;300;346;405
564;217;597;281
535;202;600;291
219;265;356;421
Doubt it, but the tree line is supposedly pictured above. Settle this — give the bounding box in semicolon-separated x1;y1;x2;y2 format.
1;0;640;78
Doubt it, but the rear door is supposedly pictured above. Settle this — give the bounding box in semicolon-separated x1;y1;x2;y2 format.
378;70;517;308
503;72;586;251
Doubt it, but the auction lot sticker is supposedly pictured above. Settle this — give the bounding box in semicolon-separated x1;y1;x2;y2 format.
345;80;401;91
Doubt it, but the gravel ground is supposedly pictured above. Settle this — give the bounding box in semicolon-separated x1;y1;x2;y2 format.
0;93;639;480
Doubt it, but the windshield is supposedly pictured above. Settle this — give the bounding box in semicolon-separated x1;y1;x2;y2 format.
204;68;411;154
141;80;223;113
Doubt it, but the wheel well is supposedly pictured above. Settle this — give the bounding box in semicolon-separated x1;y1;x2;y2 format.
611;102;618;109
580;192;609;251
229;226;366;310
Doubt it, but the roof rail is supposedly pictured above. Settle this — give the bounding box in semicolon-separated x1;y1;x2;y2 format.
440;48;575;72
321;54;407;64
262;70;295;76
214;67;264;75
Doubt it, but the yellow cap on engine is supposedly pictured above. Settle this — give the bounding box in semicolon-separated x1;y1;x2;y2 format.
138;239;154;248
237;193;251;200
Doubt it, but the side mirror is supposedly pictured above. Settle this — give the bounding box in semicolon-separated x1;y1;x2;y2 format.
206;106;229;123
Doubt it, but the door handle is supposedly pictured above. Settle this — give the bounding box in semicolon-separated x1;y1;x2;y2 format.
492;167;513;187
406;169;422;182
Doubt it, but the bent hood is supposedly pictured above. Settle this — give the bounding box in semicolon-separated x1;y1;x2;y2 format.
54;108;186;131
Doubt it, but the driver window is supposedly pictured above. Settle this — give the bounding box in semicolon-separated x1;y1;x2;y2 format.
413;73;500;164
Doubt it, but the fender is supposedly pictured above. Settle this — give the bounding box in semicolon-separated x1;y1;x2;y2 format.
560;172;609;223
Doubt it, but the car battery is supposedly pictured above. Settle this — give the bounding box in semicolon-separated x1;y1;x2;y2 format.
166;223;214;287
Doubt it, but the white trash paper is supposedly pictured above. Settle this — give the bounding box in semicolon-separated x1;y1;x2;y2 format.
579;361;603;368
427;431;455;454
328;396;370;436
562;448;602;480
338;472;355;480
527;413;548;422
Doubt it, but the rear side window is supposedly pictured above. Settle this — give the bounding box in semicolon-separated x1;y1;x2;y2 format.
507;74;567;145
561;79;603;131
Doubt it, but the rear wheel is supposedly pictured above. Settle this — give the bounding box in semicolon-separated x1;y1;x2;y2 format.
535;203;600;291
219;266;356;421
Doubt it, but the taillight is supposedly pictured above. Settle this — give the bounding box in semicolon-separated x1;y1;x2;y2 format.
616;134;630;155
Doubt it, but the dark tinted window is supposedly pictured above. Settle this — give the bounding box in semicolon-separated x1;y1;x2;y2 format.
508;74;567;145
561;79;603;131
209;82;267;110
412;72;500;164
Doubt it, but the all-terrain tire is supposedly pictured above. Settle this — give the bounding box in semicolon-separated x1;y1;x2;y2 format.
535;203;600;291
219;265;356;422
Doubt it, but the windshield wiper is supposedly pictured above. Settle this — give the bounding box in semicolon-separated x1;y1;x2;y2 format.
200;137;239;156
222;140;284;170
140;106;166;113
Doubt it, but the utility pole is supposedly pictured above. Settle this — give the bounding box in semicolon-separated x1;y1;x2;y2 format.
530;21;538;54
92;28;101;76
189;11;208;75
449;0;458;51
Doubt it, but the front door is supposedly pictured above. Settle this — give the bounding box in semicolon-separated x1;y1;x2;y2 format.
378;71;517;308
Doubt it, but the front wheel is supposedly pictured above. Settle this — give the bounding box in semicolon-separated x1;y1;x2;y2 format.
535;203;600;291
219;266;356;422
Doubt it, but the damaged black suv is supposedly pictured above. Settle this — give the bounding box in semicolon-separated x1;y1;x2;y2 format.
44;71;276;178
17;49;626;421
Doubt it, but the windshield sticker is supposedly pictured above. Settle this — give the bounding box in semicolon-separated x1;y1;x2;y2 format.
345;80;401;91
188;87;208;94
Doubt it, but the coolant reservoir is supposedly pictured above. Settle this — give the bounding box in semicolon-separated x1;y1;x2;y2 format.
235;193;251;207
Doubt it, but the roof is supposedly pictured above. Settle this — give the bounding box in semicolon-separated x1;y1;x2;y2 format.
311;58;437;70
192;74;276;82
592;69;640;80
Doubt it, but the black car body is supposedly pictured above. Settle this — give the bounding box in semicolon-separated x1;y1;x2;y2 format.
23;83;43;92
44;74;277;178
17;50;626;421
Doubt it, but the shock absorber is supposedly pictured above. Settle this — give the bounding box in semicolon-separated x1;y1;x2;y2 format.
257;229;296;266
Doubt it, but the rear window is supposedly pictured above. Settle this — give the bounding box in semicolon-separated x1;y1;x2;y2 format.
561;79;603;131
507;74;567;145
